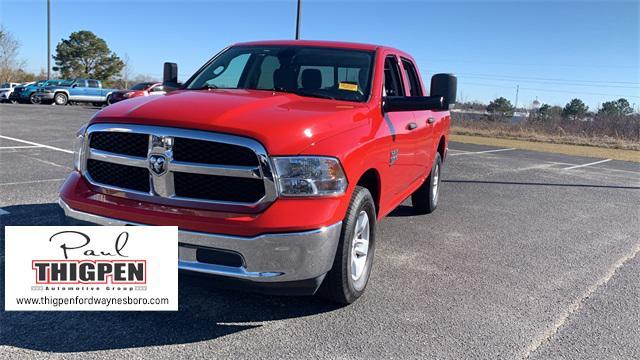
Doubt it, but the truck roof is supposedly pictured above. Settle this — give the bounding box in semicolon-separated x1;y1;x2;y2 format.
234;39;389;52
233;40;416;61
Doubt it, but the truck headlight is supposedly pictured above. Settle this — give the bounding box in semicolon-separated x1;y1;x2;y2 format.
73;124;88;171
272;156;348;197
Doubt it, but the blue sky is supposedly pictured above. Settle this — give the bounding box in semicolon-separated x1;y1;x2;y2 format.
1;0;638;109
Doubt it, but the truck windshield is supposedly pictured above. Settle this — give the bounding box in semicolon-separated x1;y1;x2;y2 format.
186;45;374;102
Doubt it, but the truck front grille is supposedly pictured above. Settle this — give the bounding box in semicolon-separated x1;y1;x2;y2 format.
90;132;148;157
173;138;258;166
173;172;265;203
81;124;276;213
87;159;150;193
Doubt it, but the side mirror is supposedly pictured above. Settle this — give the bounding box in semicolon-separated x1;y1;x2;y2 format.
163;62;179;89
71;84;77;88
383;96;444;112
430;73;457;110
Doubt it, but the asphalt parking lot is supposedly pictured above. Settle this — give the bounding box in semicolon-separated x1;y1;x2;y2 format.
1;103;639;359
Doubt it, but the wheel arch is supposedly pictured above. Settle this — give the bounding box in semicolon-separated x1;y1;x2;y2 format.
54;89;70;97
437;135;447;162
355;168;381;215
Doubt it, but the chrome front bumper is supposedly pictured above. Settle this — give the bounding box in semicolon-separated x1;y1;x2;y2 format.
58;199;342;283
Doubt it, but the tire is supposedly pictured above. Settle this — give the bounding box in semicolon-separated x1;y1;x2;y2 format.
320;186;376;304
54;92;68;106
29;93;40;104
411;152;442;214
106;94;113;105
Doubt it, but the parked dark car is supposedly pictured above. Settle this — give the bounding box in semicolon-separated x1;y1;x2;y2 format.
10;79;65;104
108;82;166;104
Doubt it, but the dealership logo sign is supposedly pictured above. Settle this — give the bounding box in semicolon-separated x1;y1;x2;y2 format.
32;230;146;284
5;226;178;311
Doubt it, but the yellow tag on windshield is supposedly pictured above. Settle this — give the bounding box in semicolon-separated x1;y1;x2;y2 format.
338;82;358;92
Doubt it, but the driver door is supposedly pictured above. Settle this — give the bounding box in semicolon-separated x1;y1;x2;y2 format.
382;55;419;195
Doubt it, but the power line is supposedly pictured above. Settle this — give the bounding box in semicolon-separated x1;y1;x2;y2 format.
429;71;640;85
416;58;638;70
458;75;640;89
461;81;640;99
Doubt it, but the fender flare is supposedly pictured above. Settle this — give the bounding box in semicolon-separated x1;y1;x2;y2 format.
53;89;70;97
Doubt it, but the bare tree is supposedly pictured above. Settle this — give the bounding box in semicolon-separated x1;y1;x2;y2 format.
0;25;25;82
121;53;133;89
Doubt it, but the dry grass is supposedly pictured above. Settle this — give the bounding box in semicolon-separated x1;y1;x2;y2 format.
450;133;640;162
451;125;640;151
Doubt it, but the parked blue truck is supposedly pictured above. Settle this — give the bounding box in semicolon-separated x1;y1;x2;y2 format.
35;78;119;106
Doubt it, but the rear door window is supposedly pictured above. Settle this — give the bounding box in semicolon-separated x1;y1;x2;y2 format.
383;56;405;97
401;59;423;96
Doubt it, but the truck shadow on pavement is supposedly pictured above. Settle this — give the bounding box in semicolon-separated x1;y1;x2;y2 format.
0;203;340;353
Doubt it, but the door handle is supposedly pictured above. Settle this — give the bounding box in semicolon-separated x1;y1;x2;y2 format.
407;122;418;130
427;117;435;124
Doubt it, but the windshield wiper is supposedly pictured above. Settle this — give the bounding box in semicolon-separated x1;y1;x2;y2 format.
272;87;335;100
194;84;218;90
292;90;336;100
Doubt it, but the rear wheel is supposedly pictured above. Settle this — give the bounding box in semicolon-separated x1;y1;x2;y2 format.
54;92;68;106
320;186;376;304
411;152;442;214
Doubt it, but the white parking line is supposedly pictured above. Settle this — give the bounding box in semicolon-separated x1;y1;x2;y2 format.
563;159;612;170
0;178;66;186
0;135;73;154
448;148;516;156
0;208;10;216
0;145;43;150
447;148;466;153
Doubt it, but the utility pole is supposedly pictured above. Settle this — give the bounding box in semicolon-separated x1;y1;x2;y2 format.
514;84;519;111
47;0;51;80
295;0;301;40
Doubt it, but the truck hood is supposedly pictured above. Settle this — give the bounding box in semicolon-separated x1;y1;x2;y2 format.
92;89;372;155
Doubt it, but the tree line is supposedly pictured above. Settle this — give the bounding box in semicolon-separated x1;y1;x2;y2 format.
465;96;635;121
0;27;155;88
455;96;639;143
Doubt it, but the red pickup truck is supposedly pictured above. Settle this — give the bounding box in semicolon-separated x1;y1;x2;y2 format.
59;40;456;304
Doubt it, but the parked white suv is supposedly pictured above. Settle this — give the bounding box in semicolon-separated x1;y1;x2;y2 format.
0;83;22;103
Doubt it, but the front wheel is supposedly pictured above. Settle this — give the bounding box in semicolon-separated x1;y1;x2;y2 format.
54;92;68;106
411;152;442;214
320;186;376;304
29;93;40;104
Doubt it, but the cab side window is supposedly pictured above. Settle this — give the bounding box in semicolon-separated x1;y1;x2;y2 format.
87;80;99;88
401;59;423;96
383;56;405;97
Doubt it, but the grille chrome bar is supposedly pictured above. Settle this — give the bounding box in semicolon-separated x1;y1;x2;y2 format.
88;148;147;168
83;123;277;213
170;161;261;179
